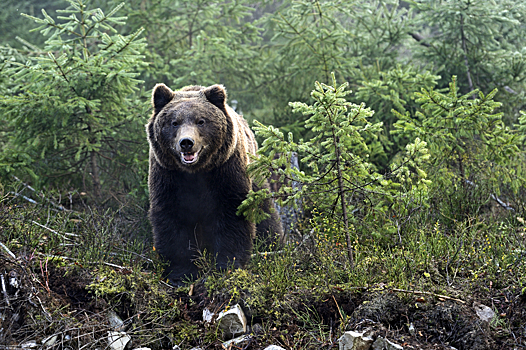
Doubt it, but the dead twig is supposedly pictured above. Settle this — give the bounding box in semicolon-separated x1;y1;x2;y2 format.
159;279;175;289
1;274;10;306
332;294;345;322
31;220;80;241
33;293;53;321
40;259;52;295
251;250;284;258
13;175;69;211
9;191;38;204
391;288;465;304
0;242;16;260
40;253;129;271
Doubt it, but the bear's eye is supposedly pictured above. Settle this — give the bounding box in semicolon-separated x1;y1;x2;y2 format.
197;119;205;126
171;121;179;128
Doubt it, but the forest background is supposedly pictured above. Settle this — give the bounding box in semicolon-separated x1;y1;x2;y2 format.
2;0;526;349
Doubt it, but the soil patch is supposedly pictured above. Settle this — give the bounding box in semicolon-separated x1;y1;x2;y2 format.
2;257;525;349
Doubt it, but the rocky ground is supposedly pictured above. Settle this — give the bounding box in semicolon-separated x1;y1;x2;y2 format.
1;251;525;350
2;183;525;350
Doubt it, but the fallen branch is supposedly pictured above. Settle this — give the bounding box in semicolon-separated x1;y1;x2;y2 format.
391;288;465;304
0;242;16;260
39;253;129;271
1;274;10;306
251;250;284;258
32;293;53;321
10;191;38;204
491;194;514;211
159;279;175;289
12;175;69;211
465;180;514;211
31;221;80;240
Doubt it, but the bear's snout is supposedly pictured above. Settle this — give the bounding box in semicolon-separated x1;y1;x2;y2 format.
175;125;203;165
179;137;195;152
175;125;201;152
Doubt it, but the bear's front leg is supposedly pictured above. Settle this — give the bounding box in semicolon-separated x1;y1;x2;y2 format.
152;219;201;285
212;213;255;271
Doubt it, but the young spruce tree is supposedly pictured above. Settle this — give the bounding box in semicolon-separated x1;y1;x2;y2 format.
255;0;415;137
0;0;148;200
410;0;526;121
240;74;430;266
393;76;523;220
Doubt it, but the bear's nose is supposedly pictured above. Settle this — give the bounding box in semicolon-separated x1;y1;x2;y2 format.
179;137;195;152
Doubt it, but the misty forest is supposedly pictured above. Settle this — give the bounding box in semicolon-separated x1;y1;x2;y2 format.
1;0;526;349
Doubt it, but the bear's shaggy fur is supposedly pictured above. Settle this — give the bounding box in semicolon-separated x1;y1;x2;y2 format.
147;83;282;283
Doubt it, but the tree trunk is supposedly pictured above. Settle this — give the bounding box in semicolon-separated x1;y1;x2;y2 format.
333;136;354;268
90;151;101;200
460;14;475;98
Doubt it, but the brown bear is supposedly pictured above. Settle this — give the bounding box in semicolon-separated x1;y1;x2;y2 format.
147;83;282;284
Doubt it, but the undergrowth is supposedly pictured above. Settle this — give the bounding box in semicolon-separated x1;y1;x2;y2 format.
1;179;526;349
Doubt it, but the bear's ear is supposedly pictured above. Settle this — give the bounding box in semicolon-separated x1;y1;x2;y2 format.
152;83;174;114
203;84;227;111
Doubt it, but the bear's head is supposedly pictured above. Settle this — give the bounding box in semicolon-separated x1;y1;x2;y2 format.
147;84;240;172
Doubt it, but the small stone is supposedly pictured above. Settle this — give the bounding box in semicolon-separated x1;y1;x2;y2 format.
202;308;214;323
338;331;374;350
9;271;19;289
42;335;58;347
252;323;264;334
108;331;131;350
473;302;495;323
222;335;251;348
408;323;415;336
264;346;287;350
372;337;403;350
133;348;152;350
20;341;38;349
217;304;247;339
108;310;125;330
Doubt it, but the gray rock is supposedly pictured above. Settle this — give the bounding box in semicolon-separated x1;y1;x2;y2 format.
9;270;20;289
133;348;152;350
339;331;374;350
264;346;287;350
202;308;214;323
372;337;403;350
251;323;264;334
222;335;251;348
408;323;415;336
473;302;495;323
42;335;58;347
20;341;38;349
108;331;131;350
217;304;247;338
108;311;125;331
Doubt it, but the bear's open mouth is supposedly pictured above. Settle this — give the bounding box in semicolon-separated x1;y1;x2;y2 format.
180;151;200;164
